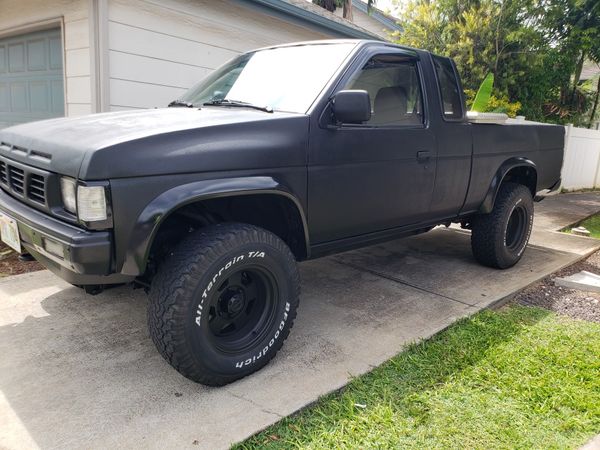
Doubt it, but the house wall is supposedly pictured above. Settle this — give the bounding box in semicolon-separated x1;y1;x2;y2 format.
106;0;332;110
332;7;391;40
0;0;93;117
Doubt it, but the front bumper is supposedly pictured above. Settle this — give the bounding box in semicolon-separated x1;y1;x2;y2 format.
0;189;133;285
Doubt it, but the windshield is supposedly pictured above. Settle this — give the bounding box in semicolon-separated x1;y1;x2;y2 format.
179;43;356;113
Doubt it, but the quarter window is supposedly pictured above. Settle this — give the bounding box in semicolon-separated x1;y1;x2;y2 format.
432;55;463;119
344;54;424;126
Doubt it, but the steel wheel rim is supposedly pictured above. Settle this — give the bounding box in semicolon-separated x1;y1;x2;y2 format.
205;266;278;354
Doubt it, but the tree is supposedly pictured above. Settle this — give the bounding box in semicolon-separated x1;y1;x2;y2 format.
392;0;600;124
394;0;546;88
547;0;600;102
589;76;600;128
544;0;600;125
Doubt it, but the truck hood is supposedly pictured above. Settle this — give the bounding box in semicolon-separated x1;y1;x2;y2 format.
0;108;308;179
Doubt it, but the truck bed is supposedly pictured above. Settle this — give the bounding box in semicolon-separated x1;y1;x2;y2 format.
461;122;565;213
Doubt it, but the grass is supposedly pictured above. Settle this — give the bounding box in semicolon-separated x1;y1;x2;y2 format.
235;306;600;449
564;213;600;238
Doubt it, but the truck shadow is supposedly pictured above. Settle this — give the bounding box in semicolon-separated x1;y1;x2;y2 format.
0;228;568;448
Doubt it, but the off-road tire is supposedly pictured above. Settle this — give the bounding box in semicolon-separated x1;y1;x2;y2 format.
148;223;300;386
471;182;533;269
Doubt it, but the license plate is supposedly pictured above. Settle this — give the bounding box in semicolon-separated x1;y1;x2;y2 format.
0;213;21;253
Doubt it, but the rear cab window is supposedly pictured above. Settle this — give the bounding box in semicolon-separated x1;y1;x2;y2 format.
432;55;464;120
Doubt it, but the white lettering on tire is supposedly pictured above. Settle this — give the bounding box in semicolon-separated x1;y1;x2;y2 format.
235;301;291;369
502;197;532;257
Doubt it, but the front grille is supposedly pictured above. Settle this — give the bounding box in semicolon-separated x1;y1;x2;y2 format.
9;167;25;194
0;144;68;220
0;161;6;184
0;156;50;209
29;174;46;204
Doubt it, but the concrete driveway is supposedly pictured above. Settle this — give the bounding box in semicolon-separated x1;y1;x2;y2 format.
2;192;600;449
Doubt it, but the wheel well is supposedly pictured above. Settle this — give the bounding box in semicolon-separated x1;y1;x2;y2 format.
502;166;537;197
144;194;308;279
477;164;538;215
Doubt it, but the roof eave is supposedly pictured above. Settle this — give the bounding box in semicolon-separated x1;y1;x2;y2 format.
241;0;382;40
352;1;402;32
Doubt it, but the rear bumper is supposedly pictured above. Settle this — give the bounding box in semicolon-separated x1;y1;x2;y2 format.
0;189;133;285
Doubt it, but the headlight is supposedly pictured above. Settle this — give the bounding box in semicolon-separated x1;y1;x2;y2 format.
77;185;107;222
60;177;110;225
60;177;77;214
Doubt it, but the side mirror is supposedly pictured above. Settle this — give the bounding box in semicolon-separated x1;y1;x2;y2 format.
332;90;371;124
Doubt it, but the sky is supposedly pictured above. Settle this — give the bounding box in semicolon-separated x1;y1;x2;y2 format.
374;0;399;16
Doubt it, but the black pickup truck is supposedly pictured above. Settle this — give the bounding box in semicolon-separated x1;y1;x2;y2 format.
0;40;563;385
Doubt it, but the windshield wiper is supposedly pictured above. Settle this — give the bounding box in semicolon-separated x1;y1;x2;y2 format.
203;99;273;113
168;100;195;108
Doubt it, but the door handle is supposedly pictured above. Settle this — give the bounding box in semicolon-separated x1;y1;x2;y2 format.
417;150;431;163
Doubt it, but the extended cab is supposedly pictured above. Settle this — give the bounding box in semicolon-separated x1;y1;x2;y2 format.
0;40;564;385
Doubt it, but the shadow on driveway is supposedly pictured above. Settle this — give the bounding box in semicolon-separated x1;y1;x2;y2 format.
0;226;596;449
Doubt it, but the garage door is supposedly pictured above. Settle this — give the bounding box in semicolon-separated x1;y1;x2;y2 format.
0;28;64;129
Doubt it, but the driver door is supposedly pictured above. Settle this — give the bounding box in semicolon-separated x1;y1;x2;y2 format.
308;51;437;245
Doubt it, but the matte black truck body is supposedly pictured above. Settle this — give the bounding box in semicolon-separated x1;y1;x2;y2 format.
0;40;564;287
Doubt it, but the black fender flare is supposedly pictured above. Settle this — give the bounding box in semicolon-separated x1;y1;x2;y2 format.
120;176;309;276
479;157;537;214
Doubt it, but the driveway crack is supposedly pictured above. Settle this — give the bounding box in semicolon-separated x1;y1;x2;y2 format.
333;258;476;307
225;390;284;419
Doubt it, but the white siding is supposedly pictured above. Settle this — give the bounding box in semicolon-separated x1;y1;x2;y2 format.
108;21;238;69
107;0;332;110
66;75;91;103
333;7;392;40
0;0;92;117
64;17;93;116
110;78;186;109
68;102;92;116
65;47;90;77
110;51;210;89
64;17;90;50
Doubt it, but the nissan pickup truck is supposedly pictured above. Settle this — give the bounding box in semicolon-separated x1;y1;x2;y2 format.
0;40;563;385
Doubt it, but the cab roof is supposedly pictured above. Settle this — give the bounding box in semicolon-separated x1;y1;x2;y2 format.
253;39;422;58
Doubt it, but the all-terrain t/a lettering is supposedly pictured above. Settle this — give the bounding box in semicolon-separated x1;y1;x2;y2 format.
195;251;267;327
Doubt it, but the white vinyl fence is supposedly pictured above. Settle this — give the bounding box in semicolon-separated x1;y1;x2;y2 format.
560;124;600;191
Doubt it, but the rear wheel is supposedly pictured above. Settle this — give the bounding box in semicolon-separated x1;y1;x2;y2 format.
471;182;533;269
148;223;300;386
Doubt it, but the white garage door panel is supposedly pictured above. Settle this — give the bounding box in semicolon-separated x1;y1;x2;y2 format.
0;28;65;129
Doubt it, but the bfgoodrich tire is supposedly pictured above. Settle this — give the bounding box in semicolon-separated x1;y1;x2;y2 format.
148;223;300;386
471;182;534;269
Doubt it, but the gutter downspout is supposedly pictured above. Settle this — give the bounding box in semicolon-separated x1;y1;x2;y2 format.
89;0;109;113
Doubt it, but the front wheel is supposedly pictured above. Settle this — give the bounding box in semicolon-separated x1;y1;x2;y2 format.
471;182;534;269
148;223;300;386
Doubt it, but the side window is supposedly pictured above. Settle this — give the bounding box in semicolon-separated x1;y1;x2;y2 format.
344;54;423;126
432;55;463;120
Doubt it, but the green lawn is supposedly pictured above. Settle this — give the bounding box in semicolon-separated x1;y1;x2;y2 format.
236;306;600;449
565;213;600;238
